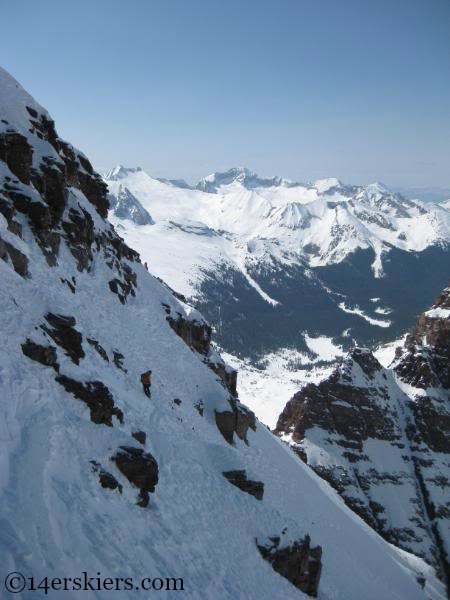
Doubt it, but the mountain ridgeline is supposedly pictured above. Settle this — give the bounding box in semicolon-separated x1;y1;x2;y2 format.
275;285;450;593
104;166;450;360
2;66;446;598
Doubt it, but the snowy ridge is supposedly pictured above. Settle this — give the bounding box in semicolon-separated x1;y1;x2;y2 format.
0;66;445;598
105;165;450;283
103;165;450;362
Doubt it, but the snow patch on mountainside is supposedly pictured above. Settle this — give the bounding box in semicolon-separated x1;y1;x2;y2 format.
339;302;392;327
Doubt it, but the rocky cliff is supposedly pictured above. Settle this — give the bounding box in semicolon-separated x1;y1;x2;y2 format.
275;285;450;592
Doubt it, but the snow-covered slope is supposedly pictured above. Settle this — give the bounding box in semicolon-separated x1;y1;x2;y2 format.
104;166;450;359
1;67;445;599
275;285;450;593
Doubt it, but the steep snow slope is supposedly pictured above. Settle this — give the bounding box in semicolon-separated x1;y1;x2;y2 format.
104;166;450;359
275;286;450;593
1;67;445;599
0;70;442;600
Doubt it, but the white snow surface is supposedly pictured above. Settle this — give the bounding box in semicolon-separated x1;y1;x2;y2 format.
104;166;450;300
0;66;446;599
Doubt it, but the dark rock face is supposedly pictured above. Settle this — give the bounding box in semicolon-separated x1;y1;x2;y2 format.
111;446;159;507
0;132;33;184
41;313;85;365
163;300;238;396
90;461;122;494
166;312;212;355
21;340;59;370
0;238;28;277
87;338;109;362
113;351;126;372
55;376;123;426
222;470;264;500
215;399;256;445
132;431;146;445
0;101;143;284
276;350;397;446
206;359;238;396
257;534;322;597
109;185;154;225
275;286;450;587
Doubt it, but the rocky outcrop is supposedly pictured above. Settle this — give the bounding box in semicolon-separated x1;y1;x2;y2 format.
108;185;154;225
41;313;84;365
21;340;59;370
87;338;109;362
215;399;256;445
257;534;322;597
222;470;264;500
111;446;159;507
90;461;122;494
275;286;450;588
0;97;141;289
0;237;28;276
166;311;212;355
132;431;146;445
163;300;238;395
55;376;124;426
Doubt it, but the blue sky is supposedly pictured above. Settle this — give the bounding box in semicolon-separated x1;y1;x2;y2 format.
1;0;449;187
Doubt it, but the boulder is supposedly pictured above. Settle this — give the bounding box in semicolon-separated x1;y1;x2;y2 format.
55;375;123;426
21;339;59;370
257;534;322;597
222;470;264;500
111;446;159;507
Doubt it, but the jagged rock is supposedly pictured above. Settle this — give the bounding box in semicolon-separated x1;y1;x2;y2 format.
111;446;158;507
55;375;123;426
87;338;109;362
42;313;84;365
222;470;264;500
0;238;28;276
215;410;235;445
113;351;126;371
257;534;322;597
109;185;154;225
215;401;256;445
132;431;146;445
235;402;256;443
205;355;238;396
275;287;450;587
61;206;95;272
167;313;212;355
108;275;136;305
90;461;122;493
0;132;33;184
21;339;59;370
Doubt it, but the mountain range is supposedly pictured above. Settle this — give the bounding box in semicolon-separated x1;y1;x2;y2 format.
1;64;448;599
104;165;450;361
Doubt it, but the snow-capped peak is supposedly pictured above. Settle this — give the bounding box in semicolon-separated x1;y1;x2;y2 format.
0;66;50;136
104;165;143;181
313;177;343;193
196;167;298;193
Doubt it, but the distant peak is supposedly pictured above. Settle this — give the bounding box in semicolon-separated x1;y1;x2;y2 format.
197;167;299;193
313;178;342;193
365;182;392;194
104;165;143;181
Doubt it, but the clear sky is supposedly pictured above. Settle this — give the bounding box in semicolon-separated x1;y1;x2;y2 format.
1;0;449;187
